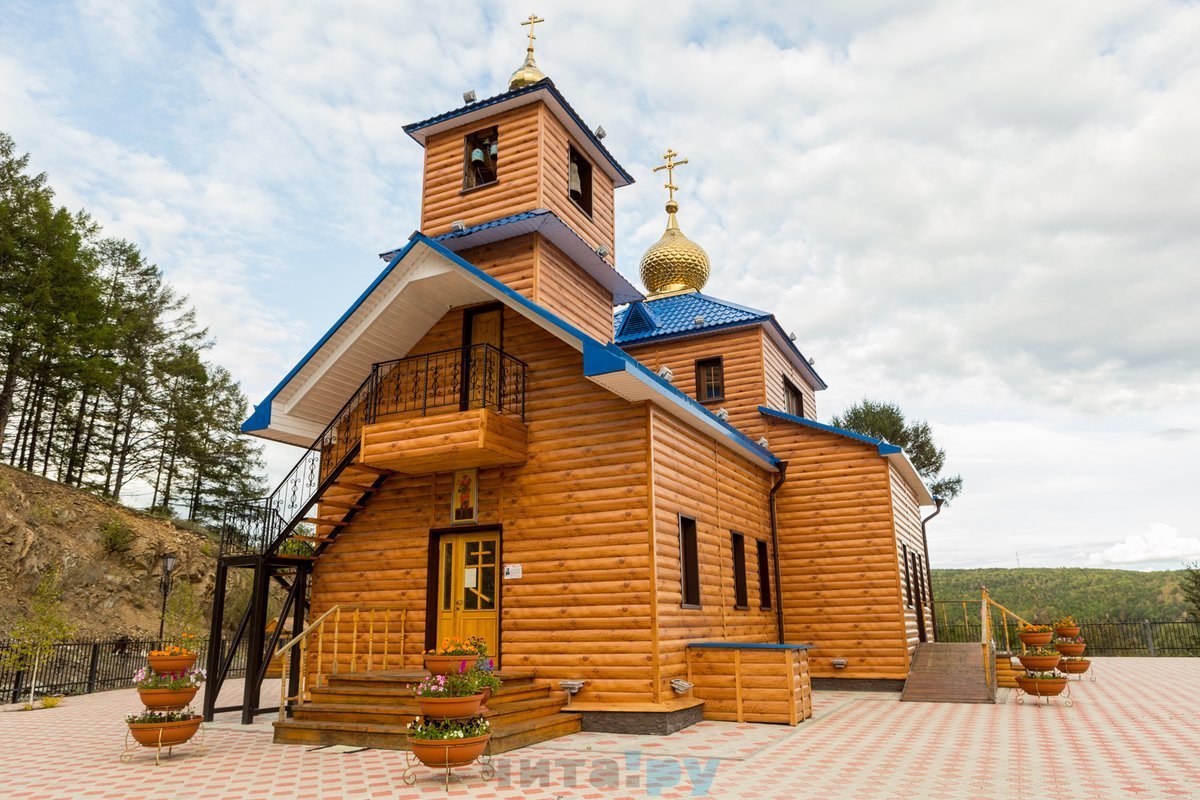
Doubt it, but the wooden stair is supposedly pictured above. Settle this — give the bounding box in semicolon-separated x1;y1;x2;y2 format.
995;652;1021;688
900;643;995;704
273;670;581;753
283;463;390;554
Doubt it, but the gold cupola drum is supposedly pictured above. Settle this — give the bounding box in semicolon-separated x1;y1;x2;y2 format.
509;13;547;89
639;149;710;296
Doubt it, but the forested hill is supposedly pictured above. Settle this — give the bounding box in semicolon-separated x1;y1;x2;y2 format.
932;568;1190;622
0;132;265;525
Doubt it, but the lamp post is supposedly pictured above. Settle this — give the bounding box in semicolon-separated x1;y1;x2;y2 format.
158;552;178;644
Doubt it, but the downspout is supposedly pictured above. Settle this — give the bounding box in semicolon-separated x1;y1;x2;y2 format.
769;461;789;644
920;497;945;639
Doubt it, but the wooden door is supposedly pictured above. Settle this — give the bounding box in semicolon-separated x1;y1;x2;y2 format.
463;306;502;411
436;531;499;658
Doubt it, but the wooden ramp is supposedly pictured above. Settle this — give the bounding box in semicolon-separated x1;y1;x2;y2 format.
273;670;581;753
901;643;994;704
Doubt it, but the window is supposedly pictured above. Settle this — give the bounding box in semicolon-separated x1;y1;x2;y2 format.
679;515;701;608
901;542;912;607
731;532;748;609
463;126;499;190
757;540;772;609
695;357;724;403
568;145;593;216
784;377;805;418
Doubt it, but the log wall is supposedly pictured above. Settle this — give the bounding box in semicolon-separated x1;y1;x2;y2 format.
534;236;614;342
649;409;775;702
625;326;767;440
764;416;911;680
890;463;934;649
536;105;617;257
761;335;817;420
310;306;656;703
686;645;812;725
420;104;543;237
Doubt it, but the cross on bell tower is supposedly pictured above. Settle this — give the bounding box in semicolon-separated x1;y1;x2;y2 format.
509;13;548;90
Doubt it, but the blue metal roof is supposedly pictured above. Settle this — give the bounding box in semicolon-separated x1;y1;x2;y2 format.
757;406;902;455
244;231;778;470
402;79;634;187
613;292;770;345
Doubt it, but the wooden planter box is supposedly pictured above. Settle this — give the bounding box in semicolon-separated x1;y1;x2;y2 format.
686;643;813;725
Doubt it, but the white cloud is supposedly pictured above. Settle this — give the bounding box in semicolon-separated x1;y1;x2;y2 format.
1087;523;1200;566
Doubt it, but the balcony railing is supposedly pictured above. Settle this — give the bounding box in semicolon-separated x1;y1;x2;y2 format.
220;344;526;557
372;344;526;421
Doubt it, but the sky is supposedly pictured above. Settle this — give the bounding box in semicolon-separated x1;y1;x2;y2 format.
1;0;1197;570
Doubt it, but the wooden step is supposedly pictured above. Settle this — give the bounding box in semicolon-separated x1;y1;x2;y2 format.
273;712;581;753
346;464;392;476
290;535;334;544
292;694;566;727
318;500;364;511
331;481;378;493
326;669;536;688
310;681;549;707
301;517;346;527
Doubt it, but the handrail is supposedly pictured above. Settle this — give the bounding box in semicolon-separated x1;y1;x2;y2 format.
220;343;527;558
274;605;407;722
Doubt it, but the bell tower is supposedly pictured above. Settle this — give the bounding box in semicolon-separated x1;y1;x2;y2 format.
401;15;639;341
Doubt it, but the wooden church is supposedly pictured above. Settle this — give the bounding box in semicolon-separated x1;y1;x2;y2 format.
205;17;938;748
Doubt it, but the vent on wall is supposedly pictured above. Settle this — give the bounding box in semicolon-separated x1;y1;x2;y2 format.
618;302;658;338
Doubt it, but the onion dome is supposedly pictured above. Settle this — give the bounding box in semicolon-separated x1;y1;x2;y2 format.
639;199;710;295
509;14;547;90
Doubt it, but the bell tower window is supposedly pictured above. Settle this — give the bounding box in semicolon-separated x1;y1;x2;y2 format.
463;126;499;190
568;144;593;216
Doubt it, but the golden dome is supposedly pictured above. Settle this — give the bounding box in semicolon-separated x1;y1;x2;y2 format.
508;50;546;90
640;200;710;295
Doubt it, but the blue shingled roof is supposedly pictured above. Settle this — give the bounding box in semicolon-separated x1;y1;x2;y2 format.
613;293;770;345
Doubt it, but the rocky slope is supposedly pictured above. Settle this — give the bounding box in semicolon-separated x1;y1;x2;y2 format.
0;463;218;636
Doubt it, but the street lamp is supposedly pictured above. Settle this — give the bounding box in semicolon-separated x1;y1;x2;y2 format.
158;553;178;643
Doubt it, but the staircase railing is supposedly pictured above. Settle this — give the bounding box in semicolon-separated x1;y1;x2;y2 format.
273;605;407;722
219;344;527;558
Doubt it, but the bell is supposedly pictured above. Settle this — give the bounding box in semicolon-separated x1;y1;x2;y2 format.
471;148;485;165
489;142;498;160
569;161;582;195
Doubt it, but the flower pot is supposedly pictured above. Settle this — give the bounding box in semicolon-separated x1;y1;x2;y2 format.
1018;631;1053;647
479;686;492;714
1054;626;1080;638
1059;659;1091;674
148;653;197;673
1015;675;1067;697
127;716;202;747
1055;641;1086;656
137;687;198;711
1016;653;1061;671
417;693;485;720
408;733;491;768
423;654;480;676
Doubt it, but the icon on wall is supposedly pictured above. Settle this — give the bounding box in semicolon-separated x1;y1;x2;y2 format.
452;469;478;524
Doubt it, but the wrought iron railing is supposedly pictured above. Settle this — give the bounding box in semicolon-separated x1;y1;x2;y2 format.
220;344;526;557
372;344;526;420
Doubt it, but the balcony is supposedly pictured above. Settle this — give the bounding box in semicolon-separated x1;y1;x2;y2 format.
358;344;528;474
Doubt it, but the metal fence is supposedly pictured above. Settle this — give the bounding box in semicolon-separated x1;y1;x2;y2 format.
936;619;1200;657
0;636;246;703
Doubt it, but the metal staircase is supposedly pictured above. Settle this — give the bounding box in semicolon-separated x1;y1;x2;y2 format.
203;344;527;724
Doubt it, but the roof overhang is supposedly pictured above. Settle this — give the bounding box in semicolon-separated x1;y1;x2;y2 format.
758;406;934;504
403;80;633;188
380;210;643;305
243;233;778;473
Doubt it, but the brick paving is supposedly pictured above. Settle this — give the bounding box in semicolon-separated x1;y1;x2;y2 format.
0;658;1196;799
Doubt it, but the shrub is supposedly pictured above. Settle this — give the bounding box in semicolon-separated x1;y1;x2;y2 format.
39;695;62;708
99;516;135;553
